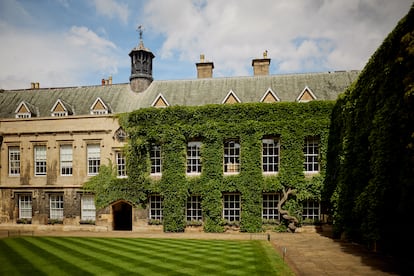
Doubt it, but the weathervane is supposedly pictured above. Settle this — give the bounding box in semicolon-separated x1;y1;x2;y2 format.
137;25;143;41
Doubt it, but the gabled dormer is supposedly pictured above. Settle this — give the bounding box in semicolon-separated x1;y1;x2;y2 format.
222;90;241;104
297;86;317;102
151;93;169;108
90;97;110;115
51;99;74;117
15;101;37;118
260;88;280;103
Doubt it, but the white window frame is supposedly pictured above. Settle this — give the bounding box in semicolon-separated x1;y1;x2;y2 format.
302;200;321;221
150;144;162;175
223;193;240;222
187;141;202;175
149;195;163;221
186;195;202;222
52;111;68;117
16;113;31;118
8;146;20;176
304;136;320;173
116;151;127;178
224;140;240;174
50;194;64;220
262;138;280;174
34;145;47;176
87;144;101;176
81;195;96;221
19;195;32;219
262;193;279;220
60;144;73;176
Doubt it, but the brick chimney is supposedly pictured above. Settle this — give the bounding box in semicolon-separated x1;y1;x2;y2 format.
196;54;214;78
252;50;271;76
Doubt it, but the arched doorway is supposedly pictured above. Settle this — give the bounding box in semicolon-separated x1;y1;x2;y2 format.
112;201;132;230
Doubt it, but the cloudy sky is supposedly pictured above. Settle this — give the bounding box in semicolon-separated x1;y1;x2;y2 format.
0;0;412;90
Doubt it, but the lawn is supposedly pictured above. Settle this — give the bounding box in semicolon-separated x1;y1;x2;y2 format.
0;237;294;275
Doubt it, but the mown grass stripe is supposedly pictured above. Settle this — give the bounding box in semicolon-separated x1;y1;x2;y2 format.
95;238;210;275
23;237;110;276
1;238;68;275
62;237;180;275
0;239;45;275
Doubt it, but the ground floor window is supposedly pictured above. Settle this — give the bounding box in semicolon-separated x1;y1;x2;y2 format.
19;195;32;219
262;193;279;220
302;200;320;221
50;194;64;220
149;195;163;221
81;195;96;221
186;195;202;222
223;193;240;222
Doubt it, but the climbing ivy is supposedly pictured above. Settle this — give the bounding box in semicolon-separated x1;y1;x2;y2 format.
115;101;335;232
324;5;414;268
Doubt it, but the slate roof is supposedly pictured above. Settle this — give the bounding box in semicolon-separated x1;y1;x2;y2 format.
0;70;360;119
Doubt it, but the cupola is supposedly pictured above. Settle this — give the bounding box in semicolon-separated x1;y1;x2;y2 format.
129;26;155;93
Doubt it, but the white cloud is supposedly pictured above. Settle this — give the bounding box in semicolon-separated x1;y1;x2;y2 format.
143;0;412;76
92;0;129;25
0;23;123;90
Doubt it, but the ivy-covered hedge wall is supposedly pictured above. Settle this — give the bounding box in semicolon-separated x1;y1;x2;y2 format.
324;4;414;266
118;101;334;232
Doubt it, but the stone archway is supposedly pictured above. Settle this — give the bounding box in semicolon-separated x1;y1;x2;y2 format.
112;201;132;231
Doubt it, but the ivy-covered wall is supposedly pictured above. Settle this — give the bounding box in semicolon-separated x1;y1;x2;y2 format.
324;4;413;268
116;101;334;232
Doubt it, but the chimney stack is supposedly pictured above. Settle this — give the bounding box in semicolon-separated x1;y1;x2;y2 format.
252;50;271;76
196;54;214;78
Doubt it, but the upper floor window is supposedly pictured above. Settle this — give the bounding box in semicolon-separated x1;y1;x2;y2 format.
262;137;280;173
303;136;320;173
87;144;100;176
34;145;47;176
150;144;162;175
187;141;202;175
8;146;20;176
116;151;127;178
60;145;73;176
224;140;240;174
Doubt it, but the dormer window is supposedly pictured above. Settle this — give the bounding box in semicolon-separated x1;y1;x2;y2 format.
90;97;110;115
51;99;73;117
222;90;241;104
151;93;169;108
297;86;317;102
15;101;37;118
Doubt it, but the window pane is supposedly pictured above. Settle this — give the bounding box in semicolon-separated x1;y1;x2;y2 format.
87;144;100;175
9;146;20;176
60;145;73;175
34;145;47;176
224;140;240;173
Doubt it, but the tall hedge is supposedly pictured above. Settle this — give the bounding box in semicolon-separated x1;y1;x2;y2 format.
324;4;414;269
121;102;333;232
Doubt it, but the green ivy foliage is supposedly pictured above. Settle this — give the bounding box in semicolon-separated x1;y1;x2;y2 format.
324;4;414;266
119;101;334;232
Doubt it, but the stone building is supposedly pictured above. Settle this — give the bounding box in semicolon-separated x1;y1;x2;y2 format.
0;35;359;231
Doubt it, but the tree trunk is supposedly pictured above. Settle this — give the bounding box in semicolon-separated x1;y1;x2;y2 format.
277;187;299;232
